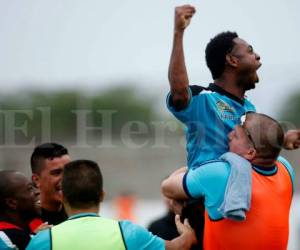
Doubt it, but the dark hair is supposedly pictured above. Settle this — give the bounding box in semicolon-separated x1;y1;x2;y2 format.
62;160;103;209
30;143;68;174
246;113;284;159
205;31;238;80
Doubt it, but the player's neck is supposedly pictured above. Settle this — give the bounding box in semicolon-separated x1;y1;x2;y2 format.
41;198;63;213
213;80;245;99
251;158;277;167
64;203;100;218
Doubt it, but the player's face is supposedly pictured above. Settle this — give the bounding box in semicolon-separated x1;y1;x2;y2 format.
228;125;254;156
14;173;40;220
34;155;70;207
231;38;261;90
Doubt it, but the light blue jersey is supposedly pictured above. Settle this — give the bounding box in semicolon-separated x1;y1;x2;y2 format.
182;156;295;220
26;213;164;250
167;84;256;168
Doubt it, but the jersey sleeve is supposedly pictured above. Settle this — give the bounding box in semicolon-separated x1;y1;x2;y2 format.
119;220;165;250
277;156;295;193
166;87;193;123
166;87;209;124
25;229;50;250
183;161;230;201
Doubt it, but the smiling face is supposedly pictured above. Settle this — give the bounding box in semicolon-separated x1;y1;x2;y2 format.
230;38;261;90
0;171;40;224
15;174;40;219
33;155;71;210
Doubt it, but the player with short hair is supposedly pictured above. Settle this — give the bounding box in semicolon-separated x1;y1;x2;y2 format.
27;160;197;250
168;5;299;167
162;113;294;250
31;142;70;225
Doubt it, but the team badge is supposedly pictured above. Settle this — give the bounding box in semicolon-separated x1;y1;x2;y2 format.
216;100;235;113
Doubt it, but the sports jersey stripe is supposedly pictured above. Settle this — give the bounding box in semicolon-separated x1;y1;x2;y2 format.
183;172;194;199
277;156;295;193
118;222;128;250
0;231;16;248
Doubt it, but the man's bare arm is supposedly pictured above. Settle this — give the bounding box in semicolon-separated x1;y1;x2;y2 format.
168;5;196;110
161;170;188;200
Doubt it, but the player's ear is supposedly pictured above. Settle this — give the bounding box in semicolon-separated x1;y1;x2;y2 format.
5;198;17;210
226;54;238;67
244;148;256;161
32;174;41;189
99;191;105;202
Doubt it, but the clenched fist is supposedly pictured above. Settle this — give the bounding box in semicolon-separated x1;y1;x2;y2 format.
284;129;300;150
174;5;196;31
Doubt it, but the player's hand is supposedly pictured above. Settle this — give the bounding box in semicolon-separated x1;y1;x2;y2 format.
33;222;53;233
170;199;184;215
175;215;197;245
283;129;300;150
174;5;196;32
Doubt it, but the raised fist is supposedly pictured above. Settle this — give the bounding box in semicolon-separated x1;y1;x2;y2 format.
174;5;196;31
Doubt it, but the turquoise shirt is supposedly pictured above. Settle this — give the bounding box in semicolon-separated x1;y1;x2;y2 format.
26;213;164;250
167;84;256;168
183;156;295;220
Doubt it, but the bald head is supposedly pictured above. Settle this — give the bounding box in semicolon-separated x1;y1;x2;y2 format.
0;171;24;209
244;113;284;160
0;170;39;220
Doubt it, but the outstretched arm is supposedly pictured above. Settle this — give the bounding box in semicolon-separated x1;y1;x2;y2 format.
168;5;196;110
284;129;300;150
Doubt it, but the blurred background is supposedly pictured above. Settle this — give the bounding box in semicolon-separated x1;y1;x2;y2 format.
0;0;299;249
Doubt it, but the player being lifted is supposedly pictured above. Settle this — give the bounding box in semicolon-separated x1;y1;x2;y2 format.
166;4;300;249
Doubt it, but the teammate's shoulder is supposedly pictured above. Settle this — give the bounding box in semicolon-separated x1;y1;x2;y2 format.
277;156;293;169
277;156;295;190
277;156;294;176
26;229;50;250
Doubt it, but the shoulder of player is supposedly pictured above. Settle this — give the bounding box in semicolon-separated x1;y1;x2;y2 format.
189;85;212;97
276;156;295;178
187;160;230;189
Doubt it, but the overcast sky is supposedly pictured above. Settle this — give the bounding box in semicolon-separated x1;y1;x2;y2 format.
0;0;299;117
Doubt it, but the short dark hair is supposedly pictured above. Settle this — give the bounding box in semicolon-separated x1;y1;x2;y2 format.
246;113;284;159
205;31;238;80
62;160;103;209
30;143;68;174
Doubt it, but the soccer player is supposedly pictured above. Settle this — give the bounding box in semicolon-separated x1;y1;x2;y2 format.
162;113;294;250
167;5;299;248
168;5;300;169
0;171;42;250
31;143;70;225
27;160;197;250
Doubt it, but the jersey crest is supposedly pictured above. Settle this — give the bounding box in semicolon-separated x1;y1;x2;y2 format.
216;100;235;113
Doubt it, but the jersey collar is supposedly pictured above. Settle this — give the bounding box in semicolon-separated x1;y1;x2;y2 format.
208;83;245;105
0;221;22;230
68;213;99;220
252;164;278;176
